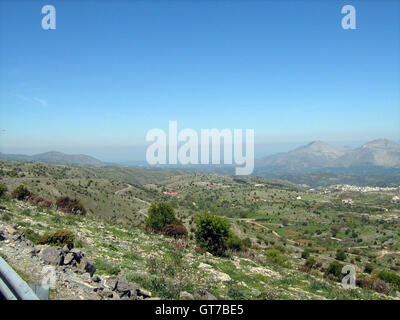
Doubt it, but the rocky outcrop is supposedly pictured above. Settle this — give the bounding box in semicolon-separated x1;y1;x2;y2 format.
0;220;151;300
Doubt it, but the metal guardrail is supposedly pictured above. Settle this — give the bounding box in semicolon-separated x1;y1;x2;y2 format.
0;256;40;300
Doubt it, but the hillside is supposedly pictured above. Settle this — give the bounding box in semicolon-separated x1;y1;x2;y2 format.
0;151;104;167
1;161;400;300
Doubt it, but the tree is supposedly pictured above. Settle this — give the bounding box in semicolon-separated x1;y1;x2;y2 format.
195;212;232;256
11;185;31;200
145;202;176;232
0;183;7;197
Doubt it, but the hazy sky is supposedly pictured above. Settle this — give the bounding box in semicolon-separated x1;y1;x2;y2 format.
0;0;399;161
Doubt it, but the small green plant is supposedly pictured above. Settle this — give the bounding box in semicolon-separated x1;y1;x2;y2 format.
335;249;347;261
38;230;75;249
94;258;121;275
24;228;41;244
226;234;244;252
326;261;343;279
0;183;7;197
265;248;291;268
301;249;311;259
11;185;31;200
364;263;374;274
377;270;400;289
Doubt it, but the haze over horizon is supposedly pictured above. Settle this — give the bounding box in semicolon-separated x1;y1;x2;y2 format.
0;0;399;162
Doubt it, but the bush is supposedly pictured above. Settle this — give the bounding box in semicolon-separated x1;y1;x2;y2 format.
265;248;291;268
305;257;316;267
356;278;391;294
335;249;347;261
0;183;7;197
242;237;252;249
377;270;400;289
195;212;232;256
364;263;374;274
28;195;53;208
11;185;31;200
301;249;311;259
145;202;176;232
326;261;343;279
94;258;121;275
162;224;188;239
38;230;75;249
24;229;41;244
226;234;244;252
56;196;86;215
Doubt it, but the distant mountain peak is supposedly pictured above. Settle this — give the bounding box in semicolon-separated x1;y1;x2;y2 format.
361;138;399;149
255;138;400;173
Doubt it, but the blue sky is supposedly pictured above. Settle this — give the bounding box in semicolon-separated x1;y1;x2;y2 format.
0;0;399;161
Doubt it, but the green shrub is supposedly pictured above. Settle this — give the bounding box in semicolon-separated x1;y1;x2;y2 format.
335;249;347;261
305;257;316;267
364;263;374;274
11;185;31;200
195;212;231;256
24;229;41;244
377;270;400;288
38;230;75;249
242;237;252;249
226;234;244;251
94;258;121;275
265;248;291;268
145;202;176;232
301;249;311;259
0;183;7;197
326;261;343;279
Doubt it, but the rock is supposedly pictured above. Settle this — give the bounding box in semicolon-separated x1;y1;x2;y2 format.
39;246;63;265
92;275;102;283
114;277;139;299
61;245;70;254
196;289;217;300
137;288;151;298
70;249;84;263
77;257;96;277
180;291;194;300
100;288;114;299
4;225;16;235
29;247;40;256
63;253;75;265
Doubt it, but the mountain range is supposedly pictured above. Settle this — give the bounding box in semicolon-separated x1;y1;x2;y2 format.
254;139;400;174
1;139;399;174
0;151;104;167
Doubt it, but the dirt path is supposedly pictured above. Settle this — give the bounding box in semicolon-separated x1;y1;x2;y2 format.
114;184;149;218
114;183;133;195
231;218;282;239
377;249;400;260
